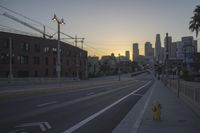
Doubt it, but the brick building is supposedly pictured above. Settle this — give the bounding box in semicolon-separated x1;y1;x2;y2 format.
0;31;87;79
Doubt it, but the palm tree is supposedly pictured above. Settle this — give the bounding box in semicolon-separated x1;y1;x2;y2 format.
189;5;200;37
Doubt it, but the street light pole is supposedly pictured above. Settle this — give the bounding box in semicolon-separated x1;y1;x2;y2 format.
57;21;61;81
118;54;121;81
52;14;65;81
165;33;169;85
9;37;13;83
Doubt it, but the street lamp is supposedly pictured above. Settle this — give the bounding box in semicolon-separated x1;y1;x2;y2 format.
52;14;65;81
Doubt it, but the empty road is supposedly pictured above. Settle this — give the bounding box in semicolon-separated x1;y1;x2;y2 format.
0;73;153;133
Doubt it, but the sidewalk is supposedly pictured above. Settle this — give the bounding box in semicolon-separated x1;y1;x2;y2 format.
113;79;200;133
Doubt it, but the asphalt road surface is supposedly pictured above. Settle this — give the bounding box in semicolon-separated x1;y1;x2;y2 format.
0;73;154;133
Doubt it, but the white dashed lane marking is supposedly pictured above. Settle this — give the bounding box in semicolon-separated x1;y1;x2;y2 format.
36;101;57;108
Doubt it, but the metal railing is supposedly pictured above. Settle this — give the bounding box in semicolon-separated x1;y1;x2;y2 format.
166;78;200;112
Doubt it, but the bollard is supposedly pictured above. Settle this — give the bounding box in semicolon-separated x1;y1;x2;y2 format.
152;101;161;121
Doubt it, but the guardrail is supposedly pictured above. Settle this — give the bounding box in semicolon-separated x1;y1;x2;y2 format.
165;77;200;116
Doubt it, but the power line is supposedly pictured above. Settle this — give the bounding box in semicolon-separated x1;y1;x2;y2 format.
84;45;103;56
0;24;41;37
0;5;59;35
84;43;108;55
0;5;79;40
0;5;42;26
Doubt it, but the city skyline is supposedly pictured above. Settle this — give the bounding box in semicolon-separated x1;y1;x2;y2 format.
0;0;199;57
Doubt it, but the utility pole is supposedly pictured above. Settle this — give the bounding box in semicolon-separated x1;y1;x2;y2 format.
9;37;13;83
57;21;61;81
165;33;169;85
118;54;121;81
52;14;65;82
43;25;46;39
74;35;84;49
76;54;79;80
75;35;77;47
74;35;85;79
81;38;84;49
177;65;180;97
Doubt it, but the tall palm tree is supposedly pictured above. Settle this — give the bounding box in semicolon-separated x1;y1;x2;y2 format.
189;5;200;37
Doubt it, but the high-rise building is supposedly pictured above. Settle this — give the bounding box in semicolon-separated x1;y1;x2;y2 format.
176;41;183;59
181;36;197;58
144;42;154;57
161;47;165;61
155;34;162;61
125;51;130;60
171;42;177;59
193;40;198;52
164;36;172;59
176;36;197;60
133;43;139;61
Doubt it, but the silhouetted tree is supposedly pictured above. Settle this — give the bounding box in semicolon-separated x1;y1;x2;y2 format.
189;5;200;37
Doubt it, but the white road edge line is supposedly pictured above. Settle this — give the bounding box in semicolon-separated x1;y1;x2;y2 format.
131;80;155;133
86;92;95;96
132;94;144;97
62;81;151;133
36;101;57;108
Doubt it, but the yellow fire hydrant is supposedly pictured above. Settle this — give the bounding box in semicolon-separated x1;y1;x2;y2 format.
152;101;161;121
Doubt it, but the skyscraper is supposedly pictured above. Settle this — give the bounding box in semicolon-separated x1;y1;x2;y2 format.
145;42;154;57
133;43;139;61
164;36;172;59
176;41;183;59
155;34;161;61
125;51;130;60
181;36;197;59
171;42;177;59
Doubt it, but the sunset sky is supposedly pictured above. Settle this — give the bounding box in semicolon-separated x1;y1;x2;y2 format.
0;0;199;58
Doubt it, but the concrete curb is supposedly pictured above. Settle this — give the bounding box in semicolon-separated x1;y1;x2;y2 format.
112;79;156;133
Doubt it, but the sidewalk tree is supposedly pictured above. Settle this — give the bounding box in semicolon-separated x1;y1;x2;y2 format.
189;5;200;37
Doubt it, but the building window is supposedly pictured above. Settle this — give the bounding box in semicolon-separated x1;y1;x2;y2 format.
21;42;30;52
33;57;40;65
2;38;9;49
44;47;50;53
18;55;29;64
52;48;57;54
61;49;64;55
45;57;48;65
34;44;40;52
0;53;15;64
0;53;9;64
